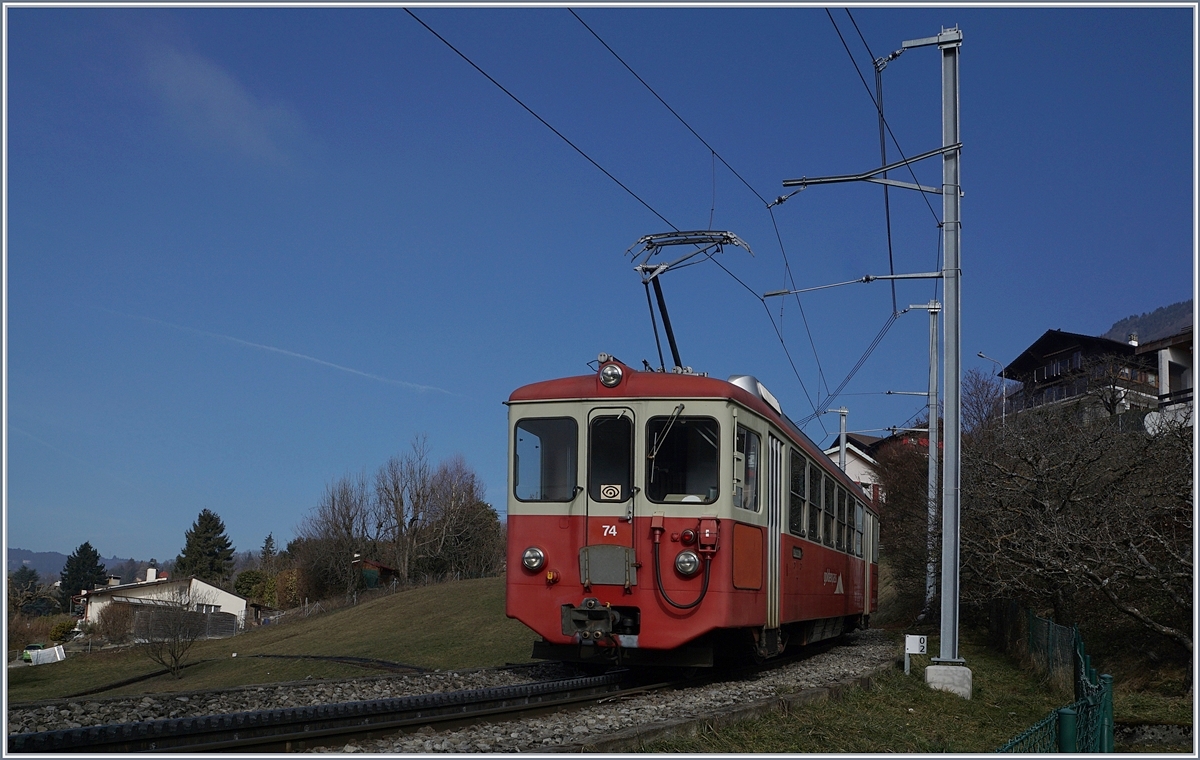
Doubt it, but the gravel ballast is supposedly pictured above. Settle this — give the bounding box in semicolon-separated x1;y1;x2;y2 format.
8;629;896;753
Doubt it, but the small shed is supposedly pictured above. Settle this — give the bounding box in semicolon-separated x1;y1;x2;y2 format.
351;558;399;589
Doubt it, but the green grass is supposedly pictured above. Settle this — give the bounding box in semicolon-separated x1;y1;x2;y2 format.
8;577;538;703
648;631;1190;754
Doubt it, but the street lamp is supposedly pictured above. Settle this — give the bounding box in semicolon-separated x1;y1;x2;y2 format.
977;352;1006;426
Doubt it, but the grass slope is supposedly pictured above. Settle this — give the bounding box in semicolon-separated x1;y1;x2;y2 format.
8;577;537;703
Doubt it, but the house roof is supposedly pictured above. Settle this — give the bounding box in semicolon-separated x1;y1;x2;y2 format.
1135;325;1193;355
1004;329;1136;377
81;576;244;601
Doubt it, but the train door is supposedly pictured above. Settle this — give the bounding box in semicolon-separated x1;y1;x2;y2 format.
765;434;784;631
581;408;637;588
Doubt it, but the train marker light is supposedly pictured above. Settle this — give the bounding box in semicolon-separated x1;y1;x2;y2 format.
599;363;623;387
522;547;546;571
675;551;701;576
680;529;697;546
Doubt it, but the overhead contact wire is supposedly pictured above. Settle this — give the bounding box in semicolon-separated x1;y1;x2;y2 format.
573;8;830;423
406;9;677;232
825;9;940;225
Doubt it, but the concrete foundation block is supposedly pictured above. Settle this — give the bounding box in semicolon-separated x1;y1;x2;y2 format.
925;664;973;699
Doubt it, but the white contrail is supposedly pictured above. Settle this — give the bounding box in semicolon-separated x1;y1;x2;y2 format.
103;309;452;394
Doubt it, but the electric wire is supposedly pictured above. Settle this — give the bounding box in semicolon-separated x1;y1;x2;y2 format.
795;311;901;427
568;9;771;208
406;9;678;232
848;8;899;315
825;9;941;225
572;8;830;425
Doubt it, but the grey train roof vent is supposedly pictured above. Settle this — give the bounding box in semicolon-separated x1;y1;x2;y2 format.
727;375;783;416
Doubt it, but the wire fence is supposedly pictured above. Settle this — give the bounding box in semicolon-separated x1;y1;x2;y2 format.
997;611;1114;752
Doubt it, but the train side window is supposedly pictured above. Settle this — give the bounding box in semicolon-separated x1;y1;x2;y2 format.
514;417;578;501
589;415;632;503
734;426;760;512
646;416;719;504
872;517;880;563
788;449;806;536
836;488;847;552
854;501;864;557
822;474;834;547
807;462;820;542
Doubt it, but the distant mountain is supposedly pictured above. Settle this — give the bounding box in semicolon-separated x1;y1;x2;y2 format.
7;548;150;580
1102;300;1192;344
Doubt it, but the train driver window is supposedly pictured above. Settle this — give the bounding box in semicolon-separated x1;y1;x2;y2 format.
514;417;578;501
788;449;806;536
589;414;632;503
808;462;821;543
645;416;719;504
733;426;761;511
822;475;835;547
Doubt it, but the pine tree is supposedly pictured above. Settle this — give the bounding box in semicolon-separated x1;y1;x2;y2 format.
173;509;236;587
260;533;277;576
58;542;107;614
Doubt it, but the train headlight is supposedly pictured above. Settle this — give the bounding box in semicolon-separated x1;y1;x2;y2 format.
522;547;546;571
674;550;701;576
599;363;623;387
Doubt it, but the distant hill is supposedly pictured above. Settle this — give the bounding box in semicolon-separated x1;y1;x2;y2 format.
1102;300;1192;344
7;548;149;580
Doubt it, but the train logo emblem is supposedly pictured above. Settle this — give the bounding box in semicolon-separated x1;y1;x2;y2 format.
599;484;622;501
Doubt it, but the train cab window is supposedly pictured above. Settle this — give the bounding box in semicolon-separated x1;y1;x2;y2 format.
788;449;807;536
589;414;632;503
733;426;761;511
646;416;719;504
822;475;834;547
514;417;578;501
854;501;864;557
808;462;821;543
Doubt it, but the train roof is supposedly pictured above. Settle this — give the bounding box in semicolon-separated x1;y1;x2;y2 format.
507;357;873;506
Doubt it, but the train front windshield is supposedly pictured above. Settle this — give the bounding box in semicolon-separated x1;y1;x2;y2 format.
645;416;719;504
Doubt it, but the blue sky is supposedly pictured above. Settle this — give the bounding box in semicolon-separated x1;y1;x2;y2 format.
5;5;1194;562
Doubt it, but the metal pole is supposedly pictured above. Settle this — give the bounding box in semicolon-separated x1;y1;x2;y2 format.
937;29;963;665
838;408;848;471
924;302;940;616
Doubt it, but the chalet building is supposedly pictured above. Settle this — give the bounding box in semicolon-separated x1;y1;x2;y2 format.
81;569;248;634
1002;330;1160;419
1138;326;1193;432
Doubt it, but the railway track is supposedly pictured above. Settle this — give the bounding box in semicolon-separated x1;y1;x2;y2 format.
6;670;664;753
8;632;890;753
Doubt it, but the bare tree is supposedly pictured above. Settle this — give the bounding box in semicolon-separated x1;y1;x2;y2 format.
97;602;136;644
294;472;373;598
137;585;213;678
372;436;434;585
961;397;1192;653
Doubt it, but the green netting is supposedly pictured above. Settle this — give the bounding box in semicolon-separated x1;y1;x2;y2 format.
997;612;1113;753
997;708;1058;753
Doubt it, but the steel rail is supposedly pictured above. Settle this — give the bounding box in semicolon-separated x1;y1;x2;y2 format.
8;672;628;753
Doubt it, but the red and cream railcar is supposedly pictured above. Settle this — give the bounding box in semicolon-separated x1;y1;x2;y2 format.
505;355;879;667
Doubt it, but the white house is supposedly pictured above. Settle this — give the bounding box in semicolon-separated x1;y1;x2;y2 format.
81;569;248;630
822;432;883;504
